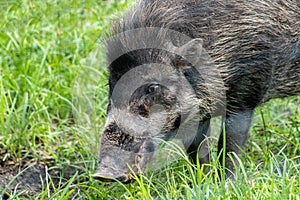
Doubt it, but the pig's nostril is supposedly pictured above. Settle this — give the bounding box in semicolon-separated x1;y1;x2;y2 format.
135;155;141;163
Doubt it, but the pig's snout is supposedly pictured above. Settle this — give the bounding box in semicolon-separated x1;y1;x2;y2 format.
93;155;133;183
93;151;146;183
93;144;156;183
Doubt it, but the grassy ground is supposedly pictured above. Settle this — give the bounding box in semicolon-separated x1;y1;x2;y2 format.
0;0;299;199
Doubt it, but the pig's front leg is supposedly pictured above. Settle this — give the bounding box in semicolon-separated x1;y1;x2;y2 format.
187;119;210;165
218;109;254;178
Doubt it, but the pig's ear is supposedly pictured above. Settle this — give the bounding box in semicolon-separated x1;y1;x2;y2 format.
174;38;205;68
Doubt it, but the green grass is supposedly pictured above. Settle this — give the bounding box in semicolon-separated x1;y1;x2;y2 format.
0;0;299;199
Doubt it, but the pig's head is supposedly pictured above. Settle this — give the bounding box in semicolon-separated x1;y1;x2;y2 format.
94;80;182;182
93;28;225;182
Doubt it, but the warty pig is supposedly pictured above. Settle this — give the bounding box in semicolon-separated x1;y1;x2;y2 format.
93;0;300;182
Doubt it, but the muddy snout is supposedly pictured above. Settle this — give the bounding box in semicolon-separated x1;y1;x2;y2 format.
93;136;159;183
93;150;134;183
93;163;132;183
93;145;155;183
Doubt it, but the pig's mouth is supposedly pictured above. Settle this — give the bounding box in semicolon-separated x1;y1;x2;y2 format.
92;166;133;183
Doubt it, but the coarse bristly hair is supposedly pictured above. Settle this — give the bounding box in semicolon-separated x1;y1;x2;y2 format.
107;0;300;113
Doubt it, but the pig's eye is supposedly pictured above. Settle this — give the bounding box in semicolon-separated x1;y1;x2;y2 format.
147;84;161;94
